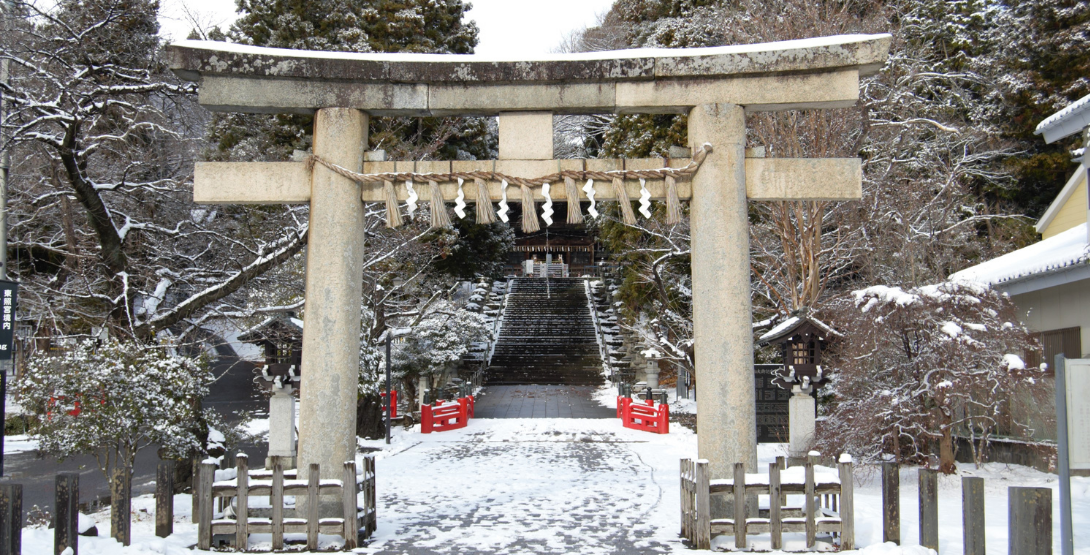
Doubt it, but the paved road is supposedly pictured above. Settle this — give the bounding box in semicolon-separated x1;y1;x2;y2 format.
2;333;268;513
473;385;614;419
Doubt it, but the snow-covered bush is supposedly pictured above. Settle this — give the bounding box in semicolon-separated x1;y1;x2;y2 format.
817;282;1047;472
19;339;217;480
391;301;490;406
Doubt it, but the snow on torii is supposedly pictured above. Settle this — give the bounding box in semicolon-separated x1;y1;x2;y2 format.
167;33;891;507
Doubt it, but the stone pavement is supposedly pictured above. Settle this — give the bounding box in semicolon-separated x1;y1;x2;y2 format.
472;385;615;419
357;419;695;555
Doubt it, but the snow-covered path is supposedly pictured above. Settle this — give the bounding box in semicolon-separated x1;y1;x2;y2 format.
15;414;1090;554
357;419;696;554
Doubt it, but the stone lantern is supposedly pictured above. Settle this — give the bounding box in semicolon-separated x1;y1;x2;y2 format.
239;315;304;469
757;312;840;463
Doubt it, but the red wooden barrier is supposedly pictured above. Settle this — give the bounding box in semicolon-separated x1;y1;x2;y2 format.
421;395;475;433
380;390;398;419
618;397;669;434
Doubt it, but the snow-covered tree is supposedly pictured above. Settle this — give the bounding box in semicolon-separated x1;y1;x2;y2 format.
0;0;314;341
389;299;489;407
19;339;218;479
817;282;1045;472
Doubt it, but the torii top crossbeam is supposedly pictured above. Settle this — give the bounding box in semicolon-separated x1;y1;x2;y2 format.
168;35;891;499
169;34;890;116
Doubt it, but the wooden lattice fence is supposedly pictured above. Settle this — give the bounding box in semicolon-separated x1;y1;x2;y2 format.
196;454;376;551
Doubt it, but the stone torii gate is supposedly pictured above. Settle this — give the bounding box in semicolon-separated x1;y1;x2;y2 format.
168;34;890;500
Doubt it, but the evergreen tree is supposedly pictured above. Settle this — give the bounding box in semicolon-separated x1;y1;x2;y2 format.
996;0;1090;215
207;0;491;161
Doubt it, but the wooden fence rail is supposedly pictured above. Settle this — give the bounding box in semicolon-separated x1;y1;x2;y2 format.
681;454;854;551
197;454;376;552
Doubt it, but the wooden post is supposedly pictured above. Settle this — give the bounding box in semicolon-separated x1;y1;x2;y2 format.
110;466;131;546
343;461;358;549
881;461;899;544
55;472;79;555
197;462;215;550
838;456;854;550
271;456;284;550
733;462;746;549
776;456;787;508
695;459;711;550
156;461;174;538
1009;487;1052;555
804;457;816;548
680;459;690;541
365;456;376;535
191;457;199;524
0;483;22;555
770;462;782;551
919;468;938;550
236;454;248;551
307;463;320;551
962;476;985;555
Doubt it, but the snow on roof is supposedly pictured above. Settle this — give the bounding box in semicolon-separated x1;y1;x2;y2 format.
1035;92;1090;143
757;315;840;344
950;223;1090;286
759;316;800;342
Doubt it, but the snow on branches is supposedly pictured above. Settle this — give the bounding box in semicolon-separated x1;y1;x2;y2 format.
19;338;219;480
817;281;1047;472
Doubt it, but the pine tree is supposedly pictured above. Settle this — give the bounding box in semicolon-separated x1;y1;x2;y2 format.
208;0;490;162
995;0;1090;215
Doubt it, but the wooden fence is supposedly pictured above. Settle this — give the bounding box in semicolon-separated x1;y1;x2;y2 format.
197;454;376;552
681;454;853;551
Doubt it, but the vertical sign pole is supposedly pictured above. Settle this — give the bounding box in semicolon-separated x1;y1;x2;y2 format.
1055;354;1073;555
385;333;391;445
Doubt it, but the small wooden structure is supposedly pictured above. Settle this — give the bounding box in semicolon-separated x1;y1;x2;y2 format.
757;312;840;392
680;454;854;551
197;454;376;552
239;315;304;389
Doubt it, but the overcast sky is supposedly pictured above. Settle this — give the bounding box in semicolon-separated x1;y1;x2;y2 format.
157;0;617;57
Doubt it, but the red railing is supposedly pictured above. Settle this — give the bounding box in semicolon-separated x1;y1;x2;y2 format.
617;397;669;434
380;390;398;419
421;396;474;433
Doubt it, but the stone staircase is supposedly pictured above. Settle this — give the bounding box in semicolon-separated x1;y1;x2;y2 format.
486;278;605;386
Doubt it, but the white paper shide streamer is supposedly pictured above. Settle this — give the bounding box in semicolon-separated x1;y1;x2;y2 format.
454;178;467;219
541;183;553;226
638;178;652;219
583;179;598;218
405;180;418;217
498;180;510;223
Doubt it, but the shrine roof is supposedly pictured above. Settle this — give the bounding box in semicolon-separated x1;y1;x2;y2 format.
169;34;891;84
757;315;840;345
238;315;304;343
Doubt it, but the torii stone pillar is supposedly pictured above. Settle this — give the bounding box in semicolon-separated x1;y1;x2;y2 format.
689;103;757;476
297;108;367;490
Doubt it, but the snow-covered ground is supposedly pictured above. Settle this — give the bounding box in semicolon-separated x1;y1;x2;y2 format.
15;416;1090;554
3;434;38;454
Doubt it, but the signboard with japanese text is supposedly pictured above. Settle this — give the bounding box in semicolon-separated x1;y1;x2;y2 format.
755;364;791;443
1064;359;1090;470
0;281;17;361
